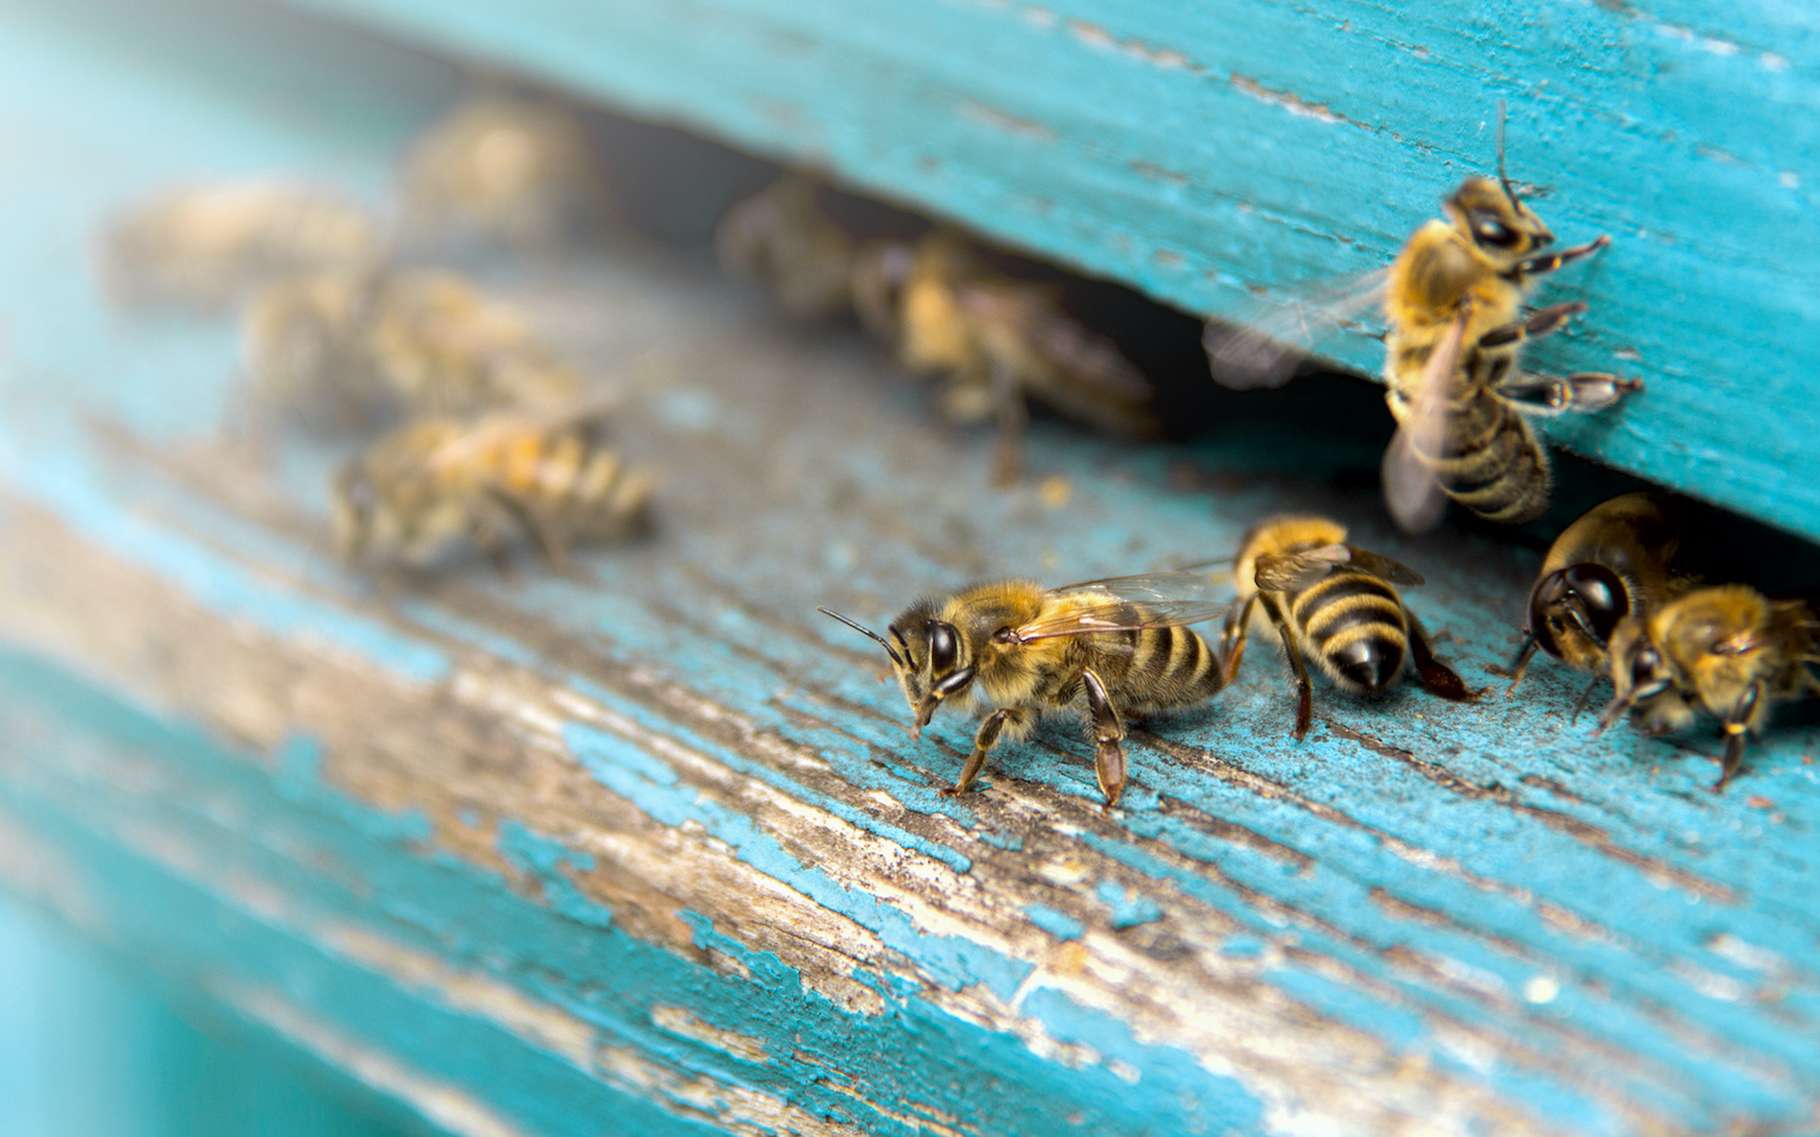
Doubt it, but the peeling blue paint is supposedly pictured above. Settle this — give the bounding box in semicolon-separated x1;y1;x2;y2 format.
498;821;614;931
1023;904;1084;942
1095;881;1163;931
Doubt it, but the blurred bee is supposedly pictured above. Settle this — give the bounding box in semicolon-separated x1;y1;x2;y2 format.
1222;515;1480;738
244;267;583;432
1599;586;1820;791
332;399;651;571
1204;106;1639;532
716;176;861;321
398;95;611;254
851;230;1157;484
97;181;379;311
819;571;1234;808
1500;493;1693;696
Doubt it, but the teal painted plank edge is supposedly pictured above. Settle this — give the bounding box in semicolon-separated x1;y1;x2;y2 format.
296;0;1820;542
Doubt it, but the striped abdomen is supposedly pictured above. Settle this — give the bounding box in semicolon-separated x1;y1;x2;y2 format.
1116;622;1227;713
1388;344;1549;525
1288;571;1410;694
485;427;651;535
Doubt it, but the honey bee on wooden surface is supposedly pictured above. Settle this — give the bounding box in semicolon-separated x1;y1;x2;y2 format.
243;267;583;432
1204;106;1639;532
851;230;1157;484
1500;493;1695;696
332;399;651;571
1222;515;1480;738
398;95;611;254
1599;586;1820;791
97;181;380;311
819;572;1234;808
716;176;861;321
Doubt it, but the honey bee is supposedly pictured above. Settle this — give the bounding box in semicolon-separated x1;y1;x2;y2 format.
851;230;1157;484
1501;493;1693;695
97;181;379;311
819;572;1234;808
398;96;611;253
716;176;861;321
332;399;651;571
1205;106;1639;532
1222;515;1480;738
244;267;583;432
1599;586;1820;791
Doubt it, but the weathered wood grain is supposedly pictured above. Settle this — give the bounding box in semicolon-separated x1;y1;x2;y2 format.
2;3;1820;1136
285;0;1820;544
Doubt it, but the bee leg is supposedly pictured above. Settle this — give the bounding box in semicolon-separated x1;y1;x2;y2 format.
1498;371;1643;416
1713;685;1762;792
1476;302;1586;351
485;489;571;572
1514;234;1610;279
1487;633;1538;695
1408;615;1487;702
1081;668;1127;809
943;707;1025;798
1569;675;1605;721
987;360;1027;487
1259;594;1315;739
1217;596;1257;686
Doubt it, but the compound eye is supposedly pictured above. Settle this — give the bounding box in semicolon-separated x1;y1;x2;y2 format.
1472;214;1517;248
1561;564;1628;642
929;623;958;673
1632;646;1661;685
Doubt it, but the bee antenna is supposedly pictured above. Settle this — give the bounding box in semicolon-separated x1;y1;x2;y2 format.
818;607;903;666
1495;99;1522;211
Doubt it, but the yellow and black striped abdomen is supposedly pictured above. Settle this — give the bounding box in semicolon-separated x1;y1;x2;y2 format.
1289;571;1409;694
487;426;651;535
1115;621;1225;713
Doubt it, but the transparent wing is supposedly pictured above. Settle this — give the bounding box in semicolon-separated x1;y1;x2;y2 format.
1007;571;1232;643
1203;268;1389;391
1382;305;1469;534
1256;544;1425;592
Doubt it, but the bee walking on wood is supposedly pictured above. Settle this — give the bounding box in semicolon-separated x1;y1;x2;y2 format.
97;180;379;311
1205;105;1640;532
1599;586;1820;791
716;176;861;322
1500;493;1694;697
332;399;651;571
819;573;1234;808
398;95;612;254
1222;515;1480;738
244;268;583;432
851;230;1157;485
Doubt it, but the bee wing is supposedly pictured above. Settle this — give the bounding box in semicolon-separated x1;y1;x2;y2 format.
1257;544;1426;591
1203;268;1389;391
424;390;618;474
1007;571;1232;644
962;284;1155;428
1381;305;1470;534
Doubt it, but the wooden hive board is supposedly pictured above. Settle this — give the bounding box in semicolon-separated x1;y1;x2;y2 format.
291;0;1820;543
1;2;1818;1136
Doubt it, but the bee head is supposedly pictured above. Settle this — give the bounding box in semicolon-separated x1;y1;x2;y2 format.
817;601;975;738
1445;177;1553;265
850;241;916;341
1527;562;1629;663
1598;616;1673;732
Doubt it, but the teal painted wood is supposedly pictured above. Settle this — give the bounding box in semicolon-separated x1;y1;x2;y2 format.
293;0;1820;543
4;3;1820;1137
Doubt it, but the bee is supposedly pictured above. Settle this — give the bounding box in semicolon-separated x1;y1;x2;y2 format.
1599;586;1820;791
1204;106;1639;532
331;399;651;571
97;181;379;311
1222;515;1480;738
818;572;1234;808
243;268;583;432
851;230;1157;484
716;176;861;321
397;95;611;254
1500;493;1693;696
